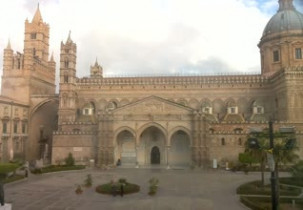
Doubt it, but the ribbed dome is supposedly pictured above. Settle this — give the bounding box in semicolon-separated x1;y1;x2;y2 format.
262;0;303;36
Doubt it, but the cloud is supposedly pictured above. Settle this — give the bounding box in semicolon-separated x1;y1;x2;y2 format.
1;0;301;90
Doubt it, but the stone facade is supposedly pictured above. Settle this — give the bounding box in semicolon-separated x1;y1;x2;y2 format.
2;1;303;167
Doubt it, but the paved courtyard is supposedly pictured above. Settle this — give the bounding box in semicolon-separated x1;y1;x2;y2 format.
4;168;268;210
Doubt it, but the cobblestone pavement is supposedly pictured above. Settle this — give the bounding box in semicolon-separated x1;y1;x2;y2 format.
4;168;267;210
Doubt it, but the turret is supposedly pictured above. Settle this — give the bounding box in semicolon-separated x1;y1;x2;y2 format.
23;4;50;70
90;58;103;78
60;31;77;84
58;31;77;123
3;40;13;73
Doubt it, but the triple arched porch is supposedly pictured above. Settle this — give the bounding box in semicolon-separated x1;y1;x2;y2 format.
113;123;192;167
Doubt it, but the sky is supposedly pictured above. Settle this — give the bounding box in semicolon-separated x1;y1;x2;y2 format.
0;0;303;79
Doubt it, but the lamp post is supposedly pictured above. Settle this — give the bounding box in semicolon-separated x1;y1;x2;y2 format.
249;122;296;210
268;120;278;210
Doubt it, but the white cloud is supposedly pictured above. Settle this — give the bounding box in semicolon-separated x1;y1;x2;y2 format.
0;0;293;85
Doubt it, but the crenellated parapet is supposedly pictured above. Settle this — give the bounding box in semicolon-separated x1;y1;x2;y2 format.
77;74;269;87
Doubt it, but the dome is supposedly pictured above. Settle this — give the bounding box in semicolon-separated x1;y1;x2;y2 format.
262;0;303;37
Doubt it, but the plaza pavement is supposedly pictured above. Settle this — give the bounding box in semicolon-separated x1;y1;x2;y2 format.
4;167;270;210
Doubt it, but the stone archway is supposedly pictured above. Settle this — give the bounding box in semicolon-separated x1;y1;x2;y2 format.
138;126;166;166
170;130;190;166
28;99;59;162
115;130;136;166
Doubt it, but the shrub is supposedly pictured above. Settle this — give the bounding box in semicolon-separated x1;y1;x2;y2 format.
96;181;140;195
65;153;75;166
75;185;83;194
84;174;92;187
148;177;159;195
118;178;127;184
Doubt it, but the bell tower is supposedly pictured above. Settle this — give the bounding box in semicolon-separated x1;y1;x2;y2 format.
58;32;77;123
1;5;56;103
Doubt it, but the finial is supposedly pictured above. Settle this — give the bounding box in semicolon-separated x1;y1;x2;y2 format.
279;0;294;11
95;57;98;66
6;39;11;49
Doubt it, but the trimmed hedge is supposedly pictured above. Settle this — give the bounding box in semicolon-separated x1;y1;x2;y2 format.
240;196;303;210
0;163;19;174
279;177;303;187
237;180;301;196
96;182;140;195
31;165;85;174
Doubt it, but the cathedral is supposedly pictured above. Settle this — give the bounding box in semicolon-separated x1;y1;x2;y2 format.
1;0;303;168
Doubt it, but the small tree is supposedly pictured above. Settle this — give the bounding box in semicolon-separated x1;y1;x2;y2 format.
65;153;75;166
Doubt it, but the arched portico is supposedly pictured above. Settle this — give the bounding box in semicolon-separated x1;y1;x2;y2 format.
169;130;191;167
115;129;136;166
137;126;167;166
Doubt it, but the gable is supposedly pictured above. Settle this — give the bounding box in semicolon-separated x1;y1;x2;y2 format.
113;96;194;115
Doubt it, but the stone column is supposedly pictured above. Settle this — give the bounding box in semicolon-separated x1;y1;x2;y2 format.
166;146;170;169
135;145;139;168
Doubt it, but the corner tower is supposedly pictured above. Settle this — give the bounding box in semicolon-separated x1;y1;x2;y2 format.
1;5;56;103
259;0;303;76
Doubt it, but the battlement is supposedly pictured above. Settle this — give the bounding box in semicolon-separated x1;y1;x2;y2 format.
77;74;268;86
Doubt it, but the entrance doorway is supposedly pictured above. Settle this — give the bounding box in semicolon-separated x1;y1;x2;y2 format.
151;146;160;164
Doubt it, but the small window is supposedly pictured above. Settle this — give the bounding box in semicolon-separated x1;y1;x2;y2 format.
64;75;68;83
31;33;36;39
273;50;280;62
64;61;69;68
221;138;225;146
14;123;18;133
22;123;26;134
3;122;7;134
295;48;302;59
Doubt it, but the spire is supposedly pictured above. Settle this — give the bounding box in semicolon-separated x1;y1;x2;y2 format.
95;57;98;66
66;30;72;43
32;3;43;23
278;0;295;11
6;39;11;49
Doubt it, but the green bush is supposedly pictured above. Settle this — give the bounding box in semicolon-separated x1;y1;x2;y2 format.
65;153;75;166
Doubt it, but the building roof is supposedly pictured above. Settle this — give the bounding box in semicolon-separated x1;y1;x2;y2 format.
262;0;303;37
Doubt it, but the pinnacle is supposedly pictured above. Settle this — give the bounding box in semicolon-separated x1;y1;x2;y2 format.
32;3;43;23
